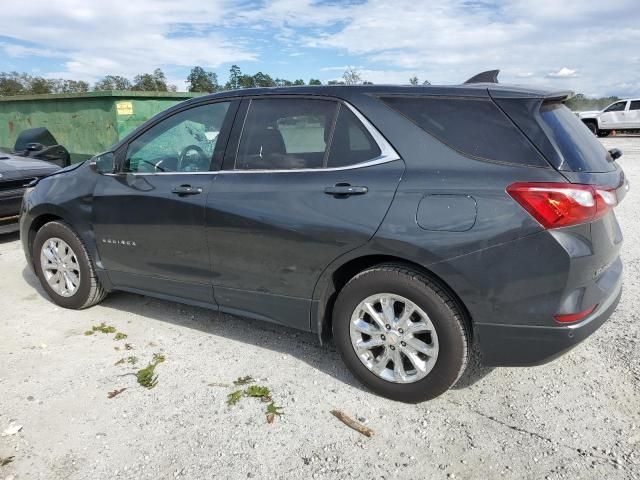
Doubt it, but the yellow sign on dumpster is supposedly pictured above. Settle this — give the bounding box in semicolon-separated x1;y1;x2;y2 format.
116;101;133;115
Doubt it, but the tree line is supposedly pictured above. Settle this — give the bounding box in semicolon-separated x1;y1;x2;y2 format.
0;66;622;111
0;65;356;97
564;93;620;112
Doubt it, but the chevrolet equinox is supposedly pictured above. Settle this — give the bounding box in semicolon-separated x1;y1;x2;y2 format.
20;72;628;402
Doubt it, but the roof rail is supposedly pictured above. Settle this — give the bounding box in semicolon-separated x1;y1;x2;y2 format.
464;70;500;84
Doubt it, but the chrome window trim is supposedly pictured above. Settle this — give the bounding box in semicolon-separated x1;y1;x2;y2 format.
105;155;400;176
219;155;399;174
111;99;400;176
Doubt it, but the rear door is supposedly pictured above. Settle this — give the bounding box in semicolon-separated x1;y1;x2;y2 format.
205;96;404;330
93;100;237;304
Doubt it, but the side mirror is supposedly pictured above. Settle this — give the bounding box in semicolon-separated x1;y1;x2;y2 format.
89;152;115;174
609;148;622;161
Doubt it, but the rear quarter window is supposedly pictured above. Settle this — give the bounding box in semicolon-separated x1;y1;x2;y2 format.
538;102;614;172
379;96;548;167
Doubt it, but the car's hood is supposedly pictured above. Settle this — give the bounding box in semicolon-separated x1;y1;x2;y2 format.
0;152;60;181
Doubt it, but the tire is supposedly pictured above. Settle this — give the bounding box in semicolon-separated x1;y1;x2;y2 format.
597;130;611;137
584;121;598;135
33;221;107;309
332;263;470;403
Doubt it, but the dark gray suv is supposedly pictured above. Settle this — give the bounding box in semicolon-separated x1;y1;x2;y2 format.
20;75;627;402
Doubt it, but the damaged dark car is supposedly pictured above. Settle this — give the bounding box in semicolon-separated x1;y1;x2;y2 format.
0;128;65;233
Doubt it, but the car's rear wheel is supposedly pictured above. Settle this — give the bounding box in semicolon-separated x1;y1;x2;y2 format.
597;129;611;137
33;221;107;309
332;264;469;402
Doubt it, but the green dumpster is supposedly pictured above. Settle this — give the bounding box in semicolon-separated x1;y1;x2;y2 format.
0;91;204;163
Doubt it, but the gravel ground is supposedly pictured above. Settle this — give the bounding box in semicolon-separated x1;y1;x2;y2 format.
1;137;639;480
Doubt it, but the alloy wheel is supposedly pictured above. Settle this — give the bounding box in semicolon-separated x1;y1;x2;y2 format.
349;293;439;384
40;237;81;297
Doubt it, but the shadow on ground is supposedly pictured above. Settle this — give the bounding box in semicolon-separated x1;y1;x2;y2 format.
0;231;20;244
22;264;494;396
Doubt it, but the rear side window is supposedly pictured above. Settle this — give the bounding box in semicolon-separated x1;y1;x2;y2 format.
235;98;337;170
630;101;640;111
327;106;381;168
379;96;547;166
539;102;613;172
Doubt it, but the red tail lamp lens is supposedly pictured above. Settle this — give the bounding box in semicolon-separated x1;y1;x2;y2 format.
507;182;617;229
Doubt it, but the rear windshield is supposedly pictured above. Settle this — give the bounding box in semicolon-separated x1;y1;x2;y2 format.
379;96;548;167
538;102;614;172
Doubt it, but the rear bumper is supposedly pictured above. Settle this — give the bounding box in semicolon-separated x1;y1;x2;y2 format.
476;277;622;366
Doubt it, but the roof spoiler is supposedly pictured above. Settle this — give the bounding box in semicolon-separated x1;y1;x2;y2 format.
544;91;575;102
464;69;499;84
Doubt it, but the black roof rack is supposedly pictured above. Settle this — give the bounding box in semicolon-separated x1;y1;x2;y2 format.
464;70;500;84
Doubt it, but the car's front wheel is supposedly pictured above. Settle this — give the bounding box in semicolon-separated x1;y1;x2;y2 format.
33;221;107;309
584;121;598;135
332;264;470;402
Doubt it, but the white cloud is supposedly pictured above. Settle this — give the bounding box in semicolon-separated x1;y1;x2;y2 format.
546;67;579;79
320;65;364;72
1;43;64;59
0;0;256;82
296;0;639;95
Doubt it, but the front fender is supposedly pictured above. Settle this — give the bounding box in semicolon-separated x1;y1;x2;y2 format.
20;161;101;270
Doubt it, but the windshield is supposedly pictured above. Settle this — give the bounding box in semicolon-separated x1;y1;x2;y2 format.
539;102;614;172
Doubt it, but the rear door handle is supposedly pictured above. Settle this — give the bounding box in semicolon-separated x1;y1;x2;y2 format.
171;184;203;196
324;184;368;196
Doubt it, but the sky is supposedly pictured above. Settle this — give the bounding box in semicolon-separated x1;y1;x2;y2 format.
0;0;639;97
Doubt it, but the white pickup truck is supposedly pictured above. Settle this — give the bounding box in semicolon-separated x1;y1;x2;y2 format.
578;99;640;136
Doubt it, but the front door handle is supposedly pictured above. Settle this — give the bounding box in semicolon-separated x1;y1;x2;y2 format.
171;184;203;196
324;184;368;196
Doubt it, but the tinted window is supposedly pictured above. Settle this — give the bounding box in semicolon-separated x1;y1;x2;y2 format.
539;102;613;172
236;98;338;170
327;106;381;167
380;96;545;166
604;101;626;112
630;101;640;111
125;102;230;173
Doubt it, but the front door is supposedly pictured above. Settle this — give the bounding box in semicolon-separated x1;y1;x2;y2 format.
93;100;237;303
599;101;628;129
206;97;404;329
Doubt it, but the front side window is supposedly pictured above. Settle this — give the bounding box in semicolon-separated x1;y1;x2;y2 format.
124;102;230;173
604;101;626;113
235;98;338;170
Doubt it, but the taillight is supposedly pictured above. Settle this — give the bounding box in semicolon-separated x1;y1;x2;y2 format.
507;182;618;229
